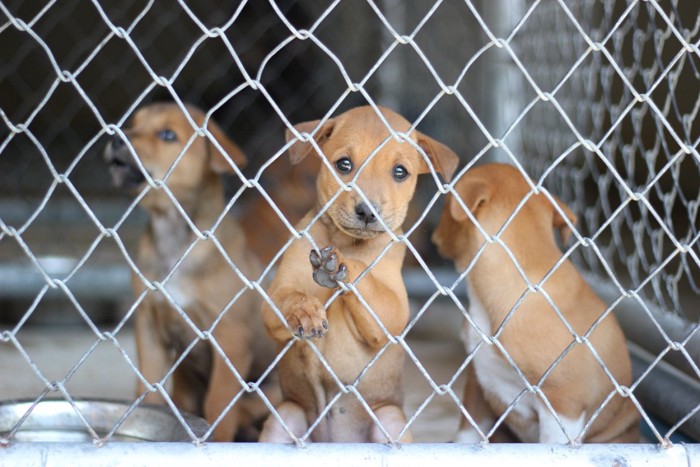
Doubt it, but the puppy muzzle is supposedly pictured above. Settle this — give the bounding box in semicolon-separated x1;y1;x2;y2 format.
336;202;389;238
104;137;146;189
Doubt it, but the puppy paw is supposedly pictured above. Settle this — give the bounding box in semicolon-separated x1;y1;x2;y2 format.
310;246;348;289
284;295;328;339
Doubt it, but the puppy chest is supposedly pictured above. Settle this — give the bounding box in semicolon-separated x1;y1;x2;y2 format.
151;267;196;309
152;294;206;347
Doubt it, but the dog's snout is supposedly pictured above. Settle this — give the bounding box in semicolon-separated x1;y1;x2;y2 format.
111;134;125;150
355;202;378;224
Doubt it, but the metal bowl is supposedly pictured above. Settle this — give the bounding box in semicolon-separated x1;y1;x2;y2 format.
0;399;210;442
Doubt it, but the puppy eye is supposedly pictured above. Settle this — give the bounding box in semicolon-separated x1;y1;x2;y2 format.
335;157;353;174
158;129;177;142
393;164;409;181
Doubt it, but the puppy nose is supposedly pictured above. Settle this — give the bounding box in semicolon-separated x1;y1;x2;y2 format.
355;202;378;224
111;134;125;150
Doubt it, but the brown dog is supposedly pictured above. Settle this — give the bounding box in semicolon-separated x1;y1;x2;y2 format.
240;152;320;266
258;105;459;443
432;163;640;443
104;102;273;441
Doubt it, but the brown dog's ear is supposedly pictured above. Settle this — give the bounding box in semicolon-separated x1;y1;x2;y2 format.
415;132;460;182
551;196;577;244
449;177;492;222
206;118;248;173
285;119;335;165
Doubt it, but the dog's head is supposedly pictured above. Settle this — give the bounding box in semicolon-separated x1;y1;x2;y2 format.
103;102;246;198
285;106;459;240
432;163;577;268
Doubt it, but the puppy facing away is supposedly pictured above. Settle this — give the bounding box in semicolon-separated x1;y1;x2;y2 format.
432;163;640;444
259;105;459;443
104;102;274;441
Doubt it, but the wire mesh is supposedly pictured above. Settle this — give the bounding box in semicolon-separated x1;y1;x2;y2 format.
0;0;698;455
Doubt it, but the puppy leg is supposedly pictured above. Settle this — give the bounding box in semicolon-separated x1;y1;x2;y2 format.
259;401;308;443
370;405;412;443
171;366;204;416
455;364;497;443
135;303;170;405
310;246;407;348
204;326;253;442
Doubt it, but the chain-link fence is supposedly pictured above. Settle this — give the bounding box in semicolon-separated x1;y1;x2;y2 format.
1;0;699;464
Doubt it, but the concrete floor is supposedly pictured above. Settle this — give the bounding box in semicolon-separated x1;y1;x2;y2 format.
0;318;467;443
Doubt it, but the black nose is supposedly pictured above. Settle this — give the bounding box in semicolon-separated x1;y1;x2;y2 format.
111;134;125;150
355;202;378;224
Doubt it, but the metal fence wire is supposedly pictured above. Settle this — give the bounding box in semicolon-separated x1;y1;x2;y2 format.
1;0;699;463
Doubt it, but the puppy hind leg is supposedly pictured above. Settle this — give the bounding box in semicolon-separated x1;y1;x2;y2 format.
204;340;253;442
370;405;412;443
537;403;585;444
171;366;206;416
258;401;308;443
455;365;497;443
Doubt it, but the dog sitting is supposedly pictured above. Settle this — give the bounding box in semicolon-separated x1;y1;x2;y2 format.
104;102;274;441
258;105;459;443
432;163;640;443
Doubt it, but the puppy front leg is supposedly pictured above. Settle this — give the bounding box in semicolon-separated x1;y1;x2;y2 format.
135;301;170;405
204;325;253;442
310;246;406;348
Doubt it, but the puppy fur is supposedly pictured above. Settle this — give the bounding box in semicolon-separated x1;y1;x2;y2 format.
432;163;640;444
240;151;320;265
104;102;274;441
259;105;459;443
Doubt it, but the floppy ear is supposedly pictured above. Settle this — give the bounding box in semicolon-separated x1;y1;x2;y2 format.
206;118;248;173
449;177;492;222
285;119;335;165
415;131;460;182
551;196;577;244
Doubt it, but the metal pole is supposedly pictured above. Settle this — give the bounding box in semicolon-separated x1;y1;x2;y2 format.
480;0;525;163
1;441;696;467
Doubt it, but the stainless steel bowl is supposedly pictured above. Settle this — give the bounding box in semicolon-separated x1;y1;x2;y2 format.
0;399;210;442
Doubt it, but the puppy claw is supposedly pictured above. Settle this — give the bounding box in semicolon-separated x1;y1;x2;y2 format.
310;245;348;289
285;295;328;340
331;263;347;282
324;254;337;272
313;269;339;289
322;320;328;330
309;250;322;269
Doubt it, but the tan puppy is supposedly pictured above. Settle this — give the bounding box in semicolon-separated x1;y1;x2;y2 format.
241;153;320;266
432;163;640;443
104;102;273;441
259;106;459;443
